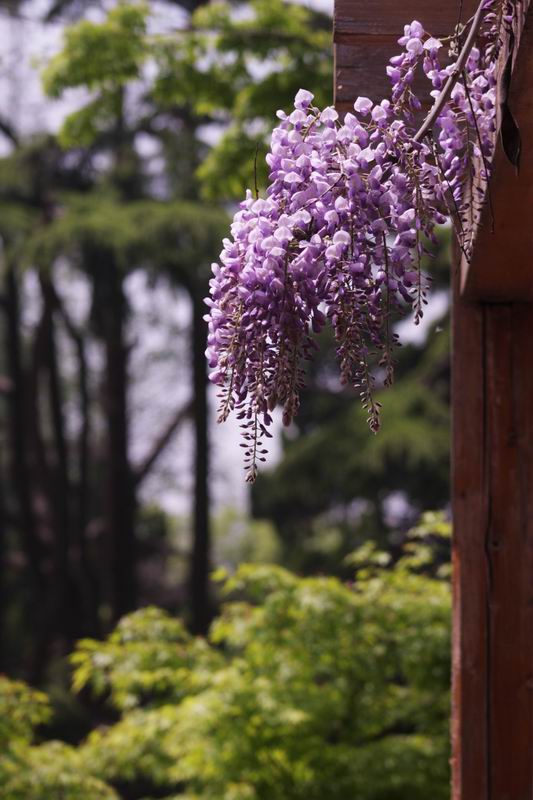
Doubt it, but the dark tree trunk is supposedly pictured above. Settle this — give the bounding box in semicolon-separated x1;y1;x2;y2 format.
27;292;70;674
5;266;43;586
53;286;101;636
4;265;47;678
40;275;79;646
0;453;7;673
189;287;211;633
98;252;137;621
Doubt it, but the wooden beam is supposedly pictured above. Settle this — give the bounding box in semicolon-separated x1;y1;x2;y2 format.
450;279;488;799
461;1;533;301
452;280;533;799
333;0;478;113
334;0;478;40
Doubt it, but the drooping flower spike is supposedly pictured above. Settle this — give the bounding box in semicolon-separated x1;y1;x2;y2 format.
206;0;513;481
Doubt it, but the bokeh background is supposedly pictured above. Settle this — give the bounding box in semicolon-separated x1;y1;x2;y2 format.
0;0;449;684
0;3;456;797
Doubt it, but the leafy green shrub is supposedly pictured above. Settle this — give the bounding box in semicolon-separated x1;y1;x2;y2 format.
0;677;117;799
0;517;450;799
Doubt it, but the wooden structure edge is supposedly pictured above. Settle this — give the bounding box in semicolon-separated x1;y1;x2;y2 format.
333;2;533;798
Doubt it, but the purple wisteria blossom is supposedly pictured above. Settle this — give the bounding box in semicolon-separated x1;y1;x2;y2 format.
206;0;512;481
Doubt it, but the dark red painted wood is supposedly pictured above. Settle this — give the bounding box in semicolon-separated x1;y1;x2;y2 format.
334;1;479;111
450;279;488;800
452;293;533;800
485;305;533;799
335;40;401;111
452;288;533;800
333;0;478;108
334;0;478;39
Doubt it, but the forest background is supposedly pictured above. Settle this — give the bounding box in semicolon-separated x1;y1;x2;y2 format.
0;2;452;796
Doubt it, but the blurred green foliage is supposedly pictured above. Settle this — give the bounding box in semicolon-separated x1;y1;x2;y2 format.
42;0;332;198
43;5;148;95
28;193;228;282
0;678;117;799
0;516;451;800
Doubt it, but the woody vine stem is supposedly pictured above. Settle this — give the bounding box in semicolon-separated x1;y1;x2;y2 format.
414;0;489;142
205;0;515;481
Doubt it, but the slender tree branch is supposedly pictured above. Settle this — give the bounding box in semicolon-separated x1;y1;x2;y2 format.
414;0;487;142
462;69;496;231
0;117;19;146
134;400;193;488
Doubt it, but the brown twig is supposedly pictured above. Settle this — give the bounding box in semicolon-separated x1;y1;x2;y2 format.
253;142;260;200
414;0;487;143
462;69;496;232
134;400;193;487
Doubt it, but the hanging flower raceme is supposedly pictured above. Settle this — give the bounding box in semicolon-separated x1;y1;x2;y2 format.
206;0;513;481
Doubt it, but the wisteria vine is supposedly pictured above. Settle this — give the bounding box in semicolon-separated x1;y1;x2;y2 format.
206;0;516;481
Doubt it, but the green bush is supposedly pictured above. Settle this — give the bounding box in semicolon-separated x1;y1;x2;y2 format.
0;517;450;800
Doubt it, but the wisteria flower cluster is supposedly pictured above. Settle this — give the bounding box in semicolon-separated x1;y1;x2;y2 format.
206;0;514;481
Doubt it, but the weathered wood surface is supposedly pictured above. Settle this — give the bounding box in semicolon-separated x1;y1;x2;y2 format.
335;41;407;114
334;0;478;40
452;287;533;800
334;0;478;112
450;281;487;800
451;3;533;793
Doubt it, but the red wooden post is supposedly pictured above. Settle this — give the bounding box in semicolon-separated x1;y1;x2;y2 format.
452;298;533;799
334;2;533;797
452;4;533;797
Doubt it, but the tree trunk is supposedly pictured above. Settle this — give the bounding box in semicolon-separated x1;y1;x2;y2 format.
189;286;211;633
40;275;79;646
0;451;7;673
4;265;46;678
64;297;101;635
98;252;137;621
